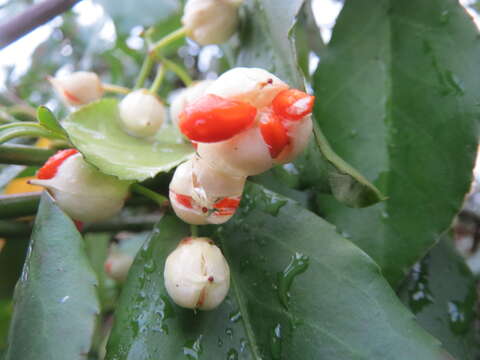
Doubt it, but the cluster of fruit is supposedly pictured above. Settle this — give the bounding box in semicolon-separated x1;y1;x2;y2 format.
169;67;314;225
32;0;314;311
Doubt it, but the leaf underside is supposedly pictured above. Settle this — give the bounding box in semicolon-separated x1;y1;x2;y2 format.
63;98;194;181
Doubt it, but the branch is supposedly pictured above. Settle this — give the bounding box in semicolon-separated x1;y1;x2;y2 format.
0;144;55;166
0;0;83;49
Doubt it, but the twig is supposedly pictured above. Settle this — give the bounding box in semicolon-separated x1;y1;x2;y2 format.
0;144;55;166
0;0;83;49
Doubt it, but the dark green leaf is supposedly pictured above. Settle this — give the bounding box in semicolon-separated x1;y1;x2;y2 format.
314;0;479;285
84;233;118;312
63;98;194;181
0;238;29;300
398;234;479;359
106;184;452;360
36;106;67;138
236;0;384;208
4;193;100;360
0;301;12;351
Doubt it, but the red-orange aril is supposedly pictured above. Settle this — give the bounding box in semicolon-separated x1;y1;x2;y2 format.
259;111;290;158
272;89;315;121
179;94;257;143
37;148;79;180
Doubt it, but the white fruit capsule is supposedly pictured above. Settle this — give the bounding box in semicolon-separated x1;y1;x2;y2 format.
169;157;245;225
119;89;166;138
197;126;272;176
274;116;313;164
30;153;130;223
48;71;104;107
170;80;213;127
182;0;242;45
206;67;288;109
164;237;230;310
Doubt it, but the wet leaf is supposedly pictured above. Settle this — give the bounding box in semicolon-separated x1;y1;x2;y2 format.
236;0;384;208
4;193;100;360
106;184;452;360
314;0;479;285
62;98;194;181
398;235;480;359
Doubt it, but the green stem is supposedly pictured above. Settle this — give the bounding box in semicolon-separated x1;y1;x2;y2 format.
0;144;55;166
159;56;193;86
0;109;17;123
0;192;42;219
134;55;155;90
102;83;131;95
190;224;198;237
0;122;66;145
130;183;169;207
149;26;187;55
149;65;166;94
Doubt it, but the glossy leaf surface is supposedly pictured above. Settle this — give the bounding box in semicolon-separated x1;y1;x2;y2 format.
106;184;452;360
398;235;479;360
236;0;384;208
4;193;99;360
314;0;479;284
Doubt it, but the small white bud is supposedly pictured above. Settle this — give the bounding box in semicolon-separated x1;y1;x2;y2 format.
170;80;213;127
31;153;130;223
119;89;166;138
182;0;242;45
197;126;273;176
164;237;230;310
104;252;134;283
274;116;313;164
48;71;104;107
206;67;288;109
169;157;245;225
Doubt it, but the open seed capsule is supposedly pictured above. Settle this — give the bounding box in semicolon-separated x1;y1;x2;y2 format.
169;157;245;225
30;149;130;223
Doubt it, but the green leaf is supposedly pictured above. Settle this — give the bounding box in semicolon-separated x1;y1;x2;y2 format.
84;233;118;312
106;184;452;360
398;234;479;359
0;122;62;145
0;238;28;301
62;98;194;181
4;193;100;360
236;0;384;208
36;106;67;138
313;0;479;285
0;301;12;351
